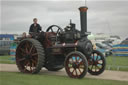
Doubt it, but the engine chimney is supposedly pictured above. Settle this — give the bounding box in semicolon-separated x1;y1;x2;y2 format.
79;6;88;37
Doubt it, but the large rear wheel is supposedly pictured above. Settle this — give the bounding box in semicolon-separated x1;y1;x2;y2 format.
16;38;45;74
65;51;88;78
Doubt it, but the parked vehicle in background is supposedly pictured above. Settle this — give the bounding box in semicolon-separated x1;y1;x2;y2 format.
102;40;113;48
0;40;13;55
95;42;113;57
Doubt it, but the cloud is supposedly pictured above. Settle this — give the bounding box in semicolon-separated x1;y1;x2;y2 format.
1;0;128;39
0;1;1;33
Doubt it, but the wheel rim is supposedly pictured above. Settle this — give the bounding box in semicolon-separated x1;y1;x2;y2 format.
88;52;104;72
65;54;86;78
16;40;38;73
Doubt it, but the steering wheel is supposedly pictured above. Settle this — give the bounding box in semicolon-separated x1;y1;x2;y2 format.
46;25;63;43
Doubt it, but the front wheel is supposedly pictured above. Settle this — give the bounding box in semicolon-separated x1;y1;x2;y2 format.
88;50;106;75
65;51;88;79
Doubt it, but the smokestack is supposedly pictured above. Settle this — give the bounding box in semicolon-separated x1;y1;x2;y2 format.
79;6;88;37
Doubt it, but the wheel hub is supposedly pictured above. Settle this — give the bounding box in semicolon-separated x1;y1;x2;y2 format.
72;63;79;69
25;54;31;60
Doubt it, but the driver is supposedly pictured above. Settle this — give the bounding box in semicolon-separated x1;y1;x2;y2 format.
29;18;42;34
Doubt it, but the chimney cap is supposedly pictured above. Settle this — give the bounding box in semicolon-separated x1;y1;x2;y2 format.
79;6;88;12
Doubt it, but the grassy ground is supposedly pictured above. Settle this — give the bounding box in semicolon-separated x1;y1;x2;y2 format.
106;56;128;66
0;72;128;85
106;56;128;71
0;55;128;71
0;55;15;64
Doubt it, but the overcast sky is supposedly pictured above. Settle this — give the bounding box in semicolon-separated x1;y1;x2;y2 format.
0;0;128;39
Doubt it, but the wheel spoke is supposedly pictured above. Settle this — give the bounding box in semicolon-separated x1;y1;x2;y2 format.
78;68;82;74
25;47;29;54
95;66;97;72
88;60;93;65
96;55;98;60
72;69;75;74
25;42;30;54
92;54;94;61
75;56;78;64
96;65;101;69
32;53;38;56
91;65;94;70
29;45;34;54
75;69;78;76
19;47;26;53
79;61;83;65
26;42;30;48
31;59;37;65
18;57;25;62
71;57;74;62
75;56;77;62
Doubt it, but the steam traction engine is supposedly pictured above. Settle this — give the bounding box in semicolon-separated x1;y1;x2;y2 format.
16;6;106;78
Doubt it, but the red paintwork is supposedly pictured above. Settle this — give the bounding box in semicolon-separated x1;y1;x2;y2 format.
43;32;56;48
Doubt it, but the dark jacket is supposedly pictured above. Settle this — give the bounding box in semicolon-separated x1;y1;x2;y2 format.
29;24;42;33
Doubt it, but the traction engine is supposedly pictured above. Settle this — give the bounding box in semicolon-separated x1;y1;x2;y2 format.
16;6;106;78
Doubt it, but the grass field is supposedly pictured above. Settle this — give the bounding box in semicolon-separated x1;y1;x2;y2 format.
0;55;128;71
107;56;128;66
0;55;15;64
106;56;128;71
0;72;128;85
